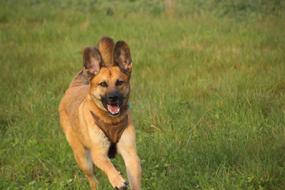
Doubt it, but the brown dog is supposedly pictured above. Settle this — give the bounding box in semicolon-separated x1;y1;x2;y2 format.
58;37;141;190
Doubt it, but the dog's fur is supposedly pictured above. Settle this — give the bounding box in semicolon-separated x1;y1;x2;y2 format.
58;37;141;190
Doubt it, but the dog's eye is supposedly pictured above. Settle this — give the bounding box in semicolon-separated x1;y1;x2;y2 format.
98;81;108;87
116;80;124;86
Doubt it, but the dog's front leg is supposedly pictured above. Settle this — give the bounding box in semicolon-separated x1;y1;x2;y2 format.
118;126;141;190
91;148;128;189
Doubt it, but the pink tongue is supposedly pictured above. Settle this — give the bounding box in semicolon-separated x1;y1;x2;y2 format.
107;104;120;114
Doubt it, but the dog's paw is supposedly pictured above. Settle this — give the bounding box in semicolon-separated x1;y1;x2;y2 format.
115;181;128;190
109;173;128;190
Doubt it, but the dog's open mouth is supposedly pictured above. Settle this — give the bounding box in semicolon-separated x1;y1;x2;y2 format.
106;104;120;115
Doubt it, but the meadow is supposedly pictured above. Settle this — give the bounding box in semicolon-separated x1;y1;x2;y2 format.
0;0;285;189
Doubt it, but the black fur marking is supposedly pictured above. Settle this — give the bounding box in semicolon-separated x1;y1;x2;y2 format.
108;143;117;159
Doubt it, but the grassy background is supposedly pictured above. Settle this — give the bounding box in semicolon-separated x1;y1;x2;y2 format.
1;0;285;189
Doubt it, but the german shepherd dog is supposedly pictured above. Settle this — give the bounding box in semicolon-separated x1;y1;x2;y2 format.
58;37;141;190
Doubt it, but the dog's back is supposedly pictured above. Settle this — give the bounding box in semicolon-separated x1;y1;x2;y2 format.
59;71;89;130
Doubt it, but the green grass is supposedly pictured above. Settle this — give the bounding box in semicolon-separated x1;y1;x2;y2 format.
1;0;285;189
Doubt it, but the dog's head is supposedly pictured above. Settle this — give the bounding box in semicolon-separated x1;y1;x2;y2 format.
83;37;132;116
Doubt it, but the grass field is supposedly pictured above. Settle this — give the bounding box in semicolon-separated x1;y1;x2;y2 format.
1;0;285;189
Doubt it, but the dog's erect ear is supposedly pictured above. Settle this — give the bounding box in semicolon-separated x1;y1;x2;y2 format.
83;47;102;76
114;41;132;75
98;36;114;67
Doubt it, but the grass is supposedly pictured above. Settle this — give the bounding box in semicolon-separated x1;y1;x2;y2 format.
0;0;285;189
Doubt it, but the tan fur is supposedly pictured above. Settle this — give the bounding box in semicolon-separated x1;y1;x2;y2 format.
59;38;141;190
98;37;115;66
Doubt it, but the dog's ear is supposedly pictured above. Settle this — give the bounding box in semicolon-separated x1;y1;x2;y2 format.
83;47;102;76
98;36;114;67
114;41;132;75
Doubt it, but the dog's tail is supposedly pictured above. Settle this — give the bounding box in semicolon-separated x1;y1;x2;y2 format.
98;36;114;66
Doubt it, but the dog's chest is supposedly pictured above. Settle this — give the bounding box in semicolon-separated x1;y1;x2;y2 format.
90;112;128;158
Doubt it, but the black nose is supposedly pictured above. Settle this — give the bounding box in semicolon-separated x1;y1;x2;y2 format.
107;92;120;102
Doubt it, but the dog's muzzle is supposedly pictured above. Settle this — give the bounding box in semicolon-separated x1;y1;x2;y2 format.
102;92;124;116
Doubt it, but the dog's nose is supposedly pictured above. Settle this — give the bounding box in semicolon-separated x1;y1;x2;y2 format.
108;95;118;101
107;92;120;102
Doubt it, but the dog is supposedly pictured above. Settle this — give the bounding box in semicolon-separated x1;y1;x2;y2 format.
58;37;141;190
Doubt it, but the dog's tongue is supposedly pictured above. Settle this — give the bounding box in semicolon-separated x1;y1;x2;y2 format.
107;104;120;115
